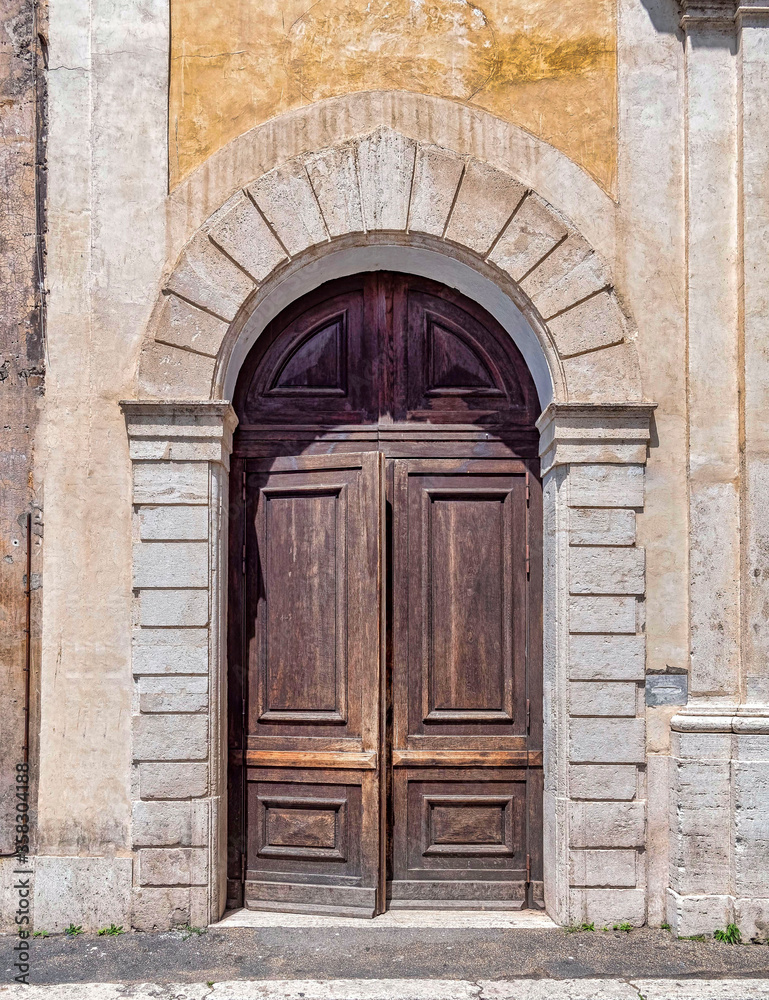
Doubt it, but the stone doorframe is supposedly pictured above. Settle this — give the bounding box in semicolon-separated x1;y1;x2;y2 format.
122;122;655;931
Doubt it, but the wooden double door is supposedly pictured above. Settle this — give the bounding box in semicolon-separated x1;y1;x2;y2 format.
228;273;543;916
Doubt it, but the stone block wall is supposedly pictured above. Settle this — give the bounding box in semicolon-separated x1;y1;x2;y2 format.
668;715;769;941
124;403;236;930
565;467;647;925
539;406;652;926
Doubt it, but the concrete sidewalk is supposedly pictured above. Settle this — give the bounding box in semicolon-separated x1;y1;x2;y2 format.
2;979;769;999
3;924;769;985
3;915;769;996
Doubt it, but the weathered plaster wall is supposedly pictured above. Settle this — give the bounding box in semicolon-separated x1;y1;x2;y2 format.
0;0;45;857
169;0;618;193
30;0;168;928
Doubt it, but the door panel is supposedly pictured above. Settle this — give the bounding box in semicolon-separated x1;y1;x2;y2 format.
393;459;528;744
242;453;383;917
390;458;536;907
390;768;529;908
247;453;381;743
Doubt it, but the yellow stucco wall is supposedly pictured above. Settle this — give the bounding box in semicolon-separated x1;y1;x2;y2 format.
169;0;617;194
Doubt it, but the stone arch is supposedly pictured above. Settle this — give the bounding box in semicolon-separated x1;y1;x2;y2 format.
138;124;642;408
125;109;655;929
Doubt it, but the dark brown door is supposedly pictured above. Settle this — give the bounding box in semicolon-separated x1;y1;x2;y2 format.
390;458;542;909
234;452;384;917
228;273;543;915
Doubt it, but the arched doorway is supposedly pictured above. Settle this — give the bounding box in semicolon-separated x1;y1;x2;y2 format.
226;271;543;917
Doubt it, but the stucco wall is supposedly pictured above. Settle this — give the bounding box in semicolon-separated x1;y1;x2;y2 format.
169;0;618;192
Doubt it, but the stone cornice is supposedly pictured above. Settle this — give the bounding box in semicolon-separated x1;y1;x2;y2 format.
536;402;657;475
121;400;238;467
679;0;769;27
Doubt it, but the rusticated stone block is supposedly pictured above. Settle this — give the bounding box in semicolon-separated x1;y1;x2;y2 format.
734;761;769;897
568;465;644;509
137;762;208;800
569;634;645;681
570;888;646;926
137;848;208;887
131;799;209;848
670;758;731;895
570;718;646;764
569;801;645;848
569;681;637;717
133;627;209;676
138;588;209;628
133;462;209;505
570;765;638;801
132;541;208;589
137;675;208;714
667;888;732;939
131;887;194;931
133;713;208;762
570;547;645;596
570;508;636;547
136;505;209;542
569;849;637;888
569;595;637;634
33;857;133;934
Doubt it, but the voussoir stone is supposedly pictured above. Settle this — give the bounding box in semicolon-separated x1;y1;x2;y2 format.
521;232;607;319
208;191;287;282
408;142;465;236
488;193;569;281
548;290;626;358
445;158;525;255
165;227;254;321
304;143;365;237
153;293;230;358
249;158;329;256
139;340;217;400
356;128;416;232
563;341;643;402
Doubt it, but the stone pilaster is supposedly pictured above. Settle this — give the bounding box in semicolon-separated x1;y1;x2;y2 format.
538;403;655;926
670;0;769;942
122;401;237;931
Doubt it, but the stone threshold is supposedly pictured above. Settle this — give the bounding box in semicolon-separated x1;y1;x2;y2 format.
212;908;559;930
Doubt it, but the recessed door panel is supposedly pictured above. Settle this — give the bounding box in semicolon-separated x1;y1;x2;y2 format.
393;459;528;743
428;491;511;722
247;454;381;741
260;487;346;722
